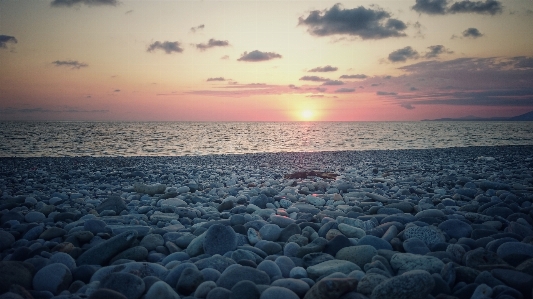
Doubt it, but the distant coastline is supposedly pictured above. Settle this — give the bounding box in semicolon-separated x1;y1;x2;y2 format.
422;110;533;121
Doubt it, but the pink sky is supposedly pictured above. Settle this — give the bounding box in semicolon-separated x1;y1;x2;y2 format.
1;0;533;121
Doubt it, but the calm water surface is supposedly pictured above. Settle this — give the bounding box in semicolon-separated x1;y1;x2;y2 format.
1;122;533;157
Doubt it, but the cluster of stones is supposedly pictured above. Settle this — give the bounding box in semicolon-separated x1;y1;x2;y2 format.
0;146;533;299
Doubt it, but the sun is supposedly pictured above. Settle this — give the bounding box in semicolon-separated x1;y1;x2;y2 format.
301;109;314;121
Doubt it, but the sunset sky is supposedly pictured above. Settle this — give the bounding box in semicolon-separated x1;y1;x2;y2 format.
1;0;532;121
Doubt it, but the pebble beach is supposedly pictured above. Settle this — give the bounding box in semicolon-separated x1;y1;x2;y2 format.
1;145;533;299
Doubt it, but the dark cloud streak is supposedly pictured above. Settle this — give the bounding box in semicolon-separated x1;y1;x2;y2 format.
237;50;282;62
52;60;88;69
195;39;229;51
388;46;419;62
147;41;183;54
51;0;119;7
309;65;338;72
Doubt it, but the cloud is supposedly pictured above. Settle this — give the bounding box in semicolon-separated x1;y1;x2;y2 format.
412;0;502;15
195;39;229;51
0;107;108;114
221;55;229;60
190;24;205;33
309;65;338;72
114;89;120;92
340;74;367;79
322;80;344;85
448;0;502;15
51;0;118;7
125;10;133;14
410;87;419;91
237;50;282;62
388;46;419;62
289;84;301;90
400;103;415;109
147;41;183;54
462;28;483;38
52;60;88;69
207;77;225;82
0;35;17;49
335;88;355;92
377;91;398;95
424;45;453;58
298;4;407;39
412;0;448;15
300;76;328;82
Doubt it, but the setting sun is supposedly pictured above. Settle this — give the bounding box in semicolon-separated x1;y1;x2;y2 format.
301;110;314;121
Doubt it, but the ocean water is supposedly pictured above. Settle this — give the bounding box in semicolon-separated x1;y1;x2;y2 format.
1;121;533;157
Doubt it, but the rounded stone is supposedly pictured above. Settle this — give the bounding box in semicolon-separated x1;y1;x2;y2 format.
438;219;473;240
203;224;238;255
0;261;33;293
336;245;377;268
24;211;46;223
230;280;260;299
49;252;77;271
357;273;389;296
257;260;282;280
259;224;282;241
371;270;435;299
217;265;270;290
303;277;358;299
140;234;165;251
99;272;145;299
144;281;180;299
32;263;72;295
83;219;107;235
306;260;360;280
260;286;299;299
0;231;15;251
403;226;446;246
195;281;218;299
390;253;444;275
496;242;533;266
177;267;205;295
402;238;430;255
357;235;392;251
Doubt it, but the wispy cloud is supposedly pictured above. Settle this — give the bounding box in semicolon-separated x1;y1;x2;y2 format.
300;76;328;82
0;107;109;114
0;35;17;49
340;74;367;79
388;46;419;62
237;50;282;62
377;91;398;95
51;0;119;7
424;45;453;58
412;0;502;15
147;41;183;54
309;65;338;72
299;4;407;40
322;80;344;86
335;88;355;92
52;60;88;69
207;77;226;82
190;24;205;33
195;39;229;51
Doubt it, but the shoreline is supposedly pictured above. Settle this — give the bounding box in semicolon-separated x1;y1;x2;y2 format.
1;145;532;298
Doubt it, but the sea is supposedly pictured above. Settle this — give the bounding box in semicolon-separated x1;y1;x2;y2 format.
1;121;533;157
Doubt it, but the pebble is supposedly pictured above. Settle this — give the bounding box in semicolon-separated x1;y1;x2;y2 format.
1;147;533;299
371;270;435;299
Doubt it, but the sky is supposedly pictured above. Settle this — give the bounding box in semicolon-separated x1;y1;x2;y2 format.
0;0;532;121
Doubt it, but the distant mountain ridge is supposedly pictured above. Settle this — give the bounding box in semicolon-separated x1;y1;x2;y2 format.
422;110;533;121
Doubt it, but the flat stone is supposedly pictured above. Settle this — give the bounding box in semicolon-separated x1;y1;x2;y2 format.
390;253;444;275
337;224;366;238
303;278;358;299
96;195;126;214
306;260;360;280
194;255;236;273
76;230;138;266
140;234;165;251
403;238;430;255
371;270;435;299
438;219;473;240
99;272;145;299
216;265;270;290
357;235;392;251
